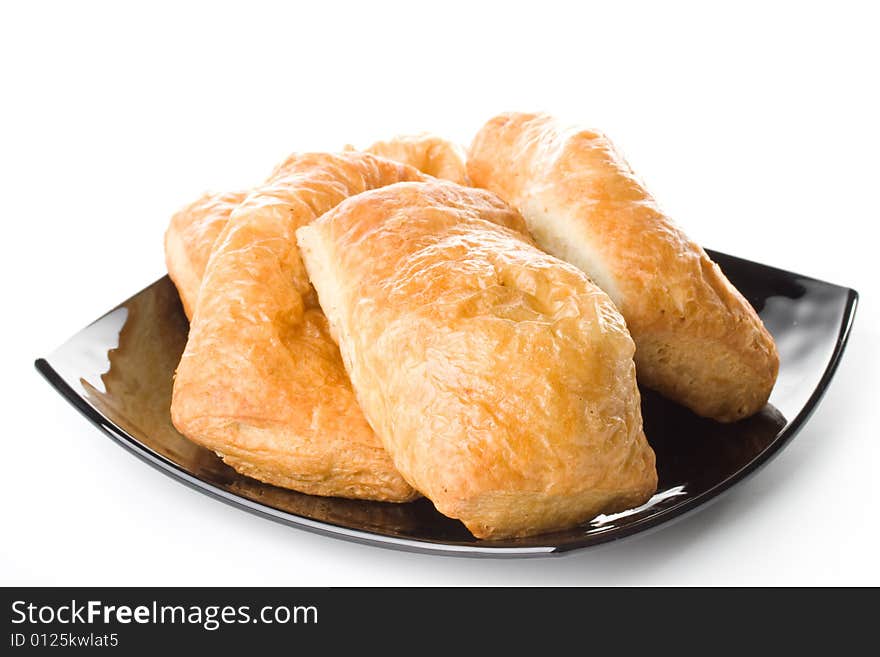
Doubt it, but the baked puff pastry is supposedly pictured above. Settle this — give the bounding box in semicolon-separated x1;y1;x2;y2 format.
297;181;657;539
171;152;426;502
166;134;467;319
468;112;779;422
164;190;247;320
363;134;469;185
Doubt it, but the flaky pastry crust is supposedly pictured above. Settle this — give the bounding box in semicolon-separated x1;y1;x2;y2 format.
468;112;779;422
164;191;247;319
363;134;469;185
171;152;426;501
166;134;467;319
298;181;657;538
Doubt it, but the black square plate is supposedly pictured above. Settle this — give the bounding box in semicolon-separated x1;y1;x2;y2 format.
35;250;857;556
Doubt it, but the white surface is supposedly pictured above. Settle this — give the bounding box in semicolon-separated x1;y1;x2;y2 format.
1;1;877;586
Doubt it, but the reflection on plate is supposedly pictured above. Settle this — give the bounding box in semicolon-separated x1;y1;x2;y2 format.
36;250;857;556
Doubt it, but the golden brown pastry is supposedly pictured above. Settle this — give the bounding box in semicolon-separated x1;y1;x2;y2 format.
166;135;467;319
164;191;247;319
362;133;469;185
297;181;657;539
468;112;779;422
171;152;427;502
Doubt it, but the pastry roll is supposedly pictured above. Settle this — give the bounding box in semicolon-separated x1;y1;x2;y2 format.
164;191;247;319
166;135;467;319
171;152;425;501
468;112;779;422
363;133;469;185
297;181;657;539
163;156;306;320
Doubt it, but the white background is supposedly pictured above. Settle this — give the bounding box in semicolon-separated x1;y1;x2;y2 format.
1;1;877;585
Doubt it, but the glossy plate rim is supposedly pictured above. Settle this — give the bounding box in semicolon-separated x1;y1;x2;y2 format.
34;252;859;558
